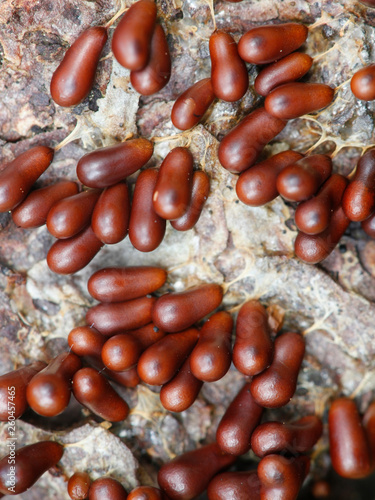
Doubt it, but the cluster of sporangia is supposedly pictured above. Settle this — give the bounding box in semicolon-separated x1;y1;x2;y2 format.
1;272;375;499
1;0;375;498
